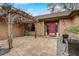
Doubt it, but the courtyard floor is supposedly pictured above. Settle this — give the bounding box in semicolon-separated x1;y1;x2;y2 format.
0;36;57;56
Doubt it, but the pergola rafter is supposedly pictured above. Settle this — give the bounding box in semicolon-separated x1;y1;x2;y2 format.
10;7;36;22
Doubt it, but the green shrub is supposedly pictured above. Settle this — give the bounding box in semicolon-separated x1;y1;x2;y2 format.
67;24;79;34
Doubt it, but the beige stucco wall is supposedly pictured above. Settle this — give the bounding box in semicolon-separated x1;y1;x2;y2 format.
73;15;79;24
0;22;26;40
58;19;73;35
36;22;45;36
0;22;8;40
13;23;25;37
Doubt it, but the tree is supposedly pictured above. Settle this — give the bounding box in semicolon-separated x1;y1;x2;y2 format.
48;3;79;13
65;3;79;10
0;3;13;49
48;3;66;13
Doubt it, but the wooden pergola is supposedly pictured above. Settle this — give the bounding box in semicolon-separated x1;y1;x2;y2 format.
0;6;38;49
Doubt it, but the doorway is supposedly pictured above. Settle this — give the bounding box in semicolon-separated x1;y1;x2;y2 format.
45;21;58;36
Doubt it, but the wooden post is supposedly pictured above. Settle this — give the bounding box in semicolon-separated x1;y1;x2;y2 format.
34;22;37;38
44;22;47;36
8;12;13;49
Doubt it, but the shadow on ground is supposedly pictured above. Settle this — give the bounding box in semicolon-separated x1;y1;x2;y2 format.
68;43;79;56
0;48;9;56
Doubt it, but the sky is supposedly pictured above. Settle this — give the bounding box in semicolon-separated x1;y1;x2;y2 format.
13;3;50;16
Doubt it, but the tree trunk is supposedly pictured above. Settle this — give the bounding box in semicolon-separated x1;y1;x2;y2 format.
8;12;13;49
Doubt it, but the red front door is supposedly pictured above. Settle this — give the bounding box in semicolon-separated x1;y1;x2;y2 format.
49;23;55;33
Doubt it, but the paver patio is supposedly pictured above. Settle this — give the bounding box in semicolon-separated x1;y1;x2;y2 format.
0;36;57;56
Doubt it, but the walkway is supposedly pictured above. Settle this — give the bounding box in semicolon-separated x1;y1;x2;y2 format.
0;36;58;56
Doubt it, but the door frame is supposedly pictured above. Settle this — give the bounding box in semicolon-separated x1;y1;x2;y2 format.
44;21;59;36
